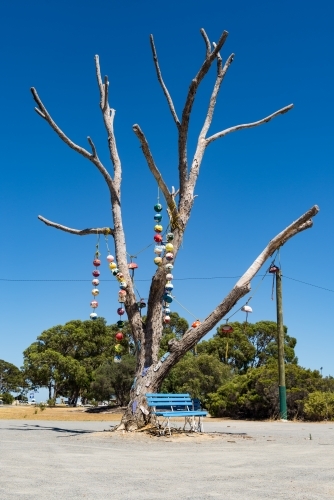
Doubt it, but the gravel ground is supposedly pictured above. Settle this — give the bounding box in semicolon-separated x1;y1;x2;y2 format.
0;419;333;499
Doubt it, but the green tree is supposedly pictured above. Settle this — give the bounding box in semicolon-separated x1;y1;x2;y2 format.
90;355;136;406
161;353;231;401
23;318;132;404
206;363;334;420
198;321;297;373
0;359;23;394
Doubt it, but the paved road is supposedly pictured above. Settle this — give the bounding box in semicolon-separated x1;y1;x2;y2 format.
0;419;333;499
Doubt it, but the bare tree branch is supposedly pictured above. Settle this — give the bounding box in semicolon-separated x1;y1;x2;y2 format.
38;215;114;236
155;205;319;383
200;28;211;59
150;35;180;128
132;124;175;209
87;136;97;158
206;104;294;145
187;52;234;191
103;76;109;111
30;87;115;196
178;29;229;195
94;56;122;190
31;87;93;161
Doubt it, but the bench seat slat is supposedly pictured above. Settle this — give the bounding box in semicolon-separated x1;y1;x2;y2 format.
153;411;207;417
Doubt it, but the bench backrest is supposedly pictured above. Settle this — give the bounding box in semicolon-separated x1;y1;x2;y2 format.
146;393;200;411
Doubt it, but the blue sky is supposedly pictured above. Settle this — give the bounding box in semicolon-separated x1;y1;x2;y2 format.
0;0;333;379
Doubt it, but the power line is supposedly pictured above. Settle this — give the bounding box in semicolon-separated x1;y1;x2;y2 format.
0;274;333;293
282;275;334;293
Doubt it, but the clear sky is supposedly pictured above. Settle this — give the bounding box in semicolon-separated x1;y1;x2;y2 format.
0;0;333;378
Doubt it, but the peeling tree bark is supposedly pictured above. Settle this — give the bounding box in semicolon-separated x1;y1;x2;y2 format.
31;27;318;431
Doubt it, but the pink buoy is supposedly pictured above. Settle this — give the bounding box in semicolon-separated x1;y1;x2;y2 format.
165;252;174;261
92;270;100;277
115;332;124;341
107;255;114;263
117;307;125;316
92;279;99;286
93;259;101;267
164;315;171;323
166;273;173;281
90;300;98;308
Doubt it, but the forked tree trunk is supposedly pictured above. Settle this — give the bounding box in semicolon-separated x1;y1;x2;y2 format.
31;27;319;431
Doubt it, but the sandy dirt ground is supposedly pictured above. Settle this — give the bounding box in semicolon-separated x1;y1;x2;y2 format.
0;405;123;421
0;418;333;499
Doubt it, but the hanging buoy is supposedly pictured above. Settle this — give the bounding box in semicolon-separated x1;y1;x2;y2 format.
154;213;162;222
221;324;234;334
112;268;119;276
165;263;174;271
165;252;174;261
154;234;163;243
154;203;163;212
241;305;253;313
269;264;279;274
92;278;99;286
165;243;174;252
91;288;99;296
154;246;164;255
117;320;125;328
138;299;146;309
92;270;100;277
128;262;138;270
90;300;98;308
114;344;122;353
163;306;171;314
90;312;98;320
192;319;201;328
115;332;124;341
116;272;124;280
166;233;174;241
163;293;173;303
93;259;101;267
165;282;173;292
154;257;162;266
119;281;127;289
163;315;171;323
241;304;252;324
117;307;125;316
114;355;121;363
109;262;117;270
166;273;173;281
107;254;114;263
154;224;163;233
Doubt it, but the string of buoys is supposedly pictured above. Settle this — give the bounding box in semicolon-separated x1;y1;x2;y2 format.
90;238;100;320
152;200;176;326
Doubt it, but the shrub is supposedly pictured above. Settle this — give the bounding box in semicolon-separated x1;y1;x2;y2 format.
206;363;334;420
304;392;334;421
47;398;56;407
1;393;14;405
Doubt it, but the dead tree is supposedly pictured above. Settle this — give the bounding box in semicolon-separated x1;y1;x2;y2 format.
31;28;319;430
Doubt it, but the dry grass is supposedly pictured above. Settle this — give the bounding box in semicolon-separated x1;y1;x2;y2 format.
0;405;124;421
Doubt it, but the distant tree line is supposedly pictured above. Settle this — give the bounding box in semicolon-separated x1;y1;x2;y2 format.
1;315;333;420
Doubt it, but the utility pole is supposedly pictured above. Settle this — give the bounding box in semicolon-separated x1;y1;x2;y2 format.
276;268;287;420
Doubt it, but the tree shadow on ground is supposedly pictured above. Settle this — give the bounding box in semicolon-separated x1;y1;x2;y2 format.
0;423;96;436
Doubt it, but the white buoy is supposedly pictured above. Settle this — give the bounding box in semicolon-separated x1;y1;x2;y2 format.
241;305;253;313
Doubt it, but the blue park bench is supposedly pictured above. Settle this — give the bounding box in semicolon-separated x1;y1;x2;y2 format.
146;393;207;435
